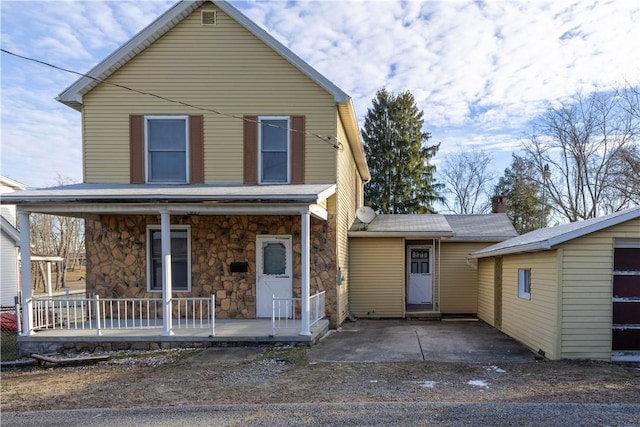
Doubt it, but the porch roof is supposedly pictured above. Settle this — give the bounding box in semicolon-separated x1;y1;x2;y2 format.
348;213;518;241
349;214;454;237
0;183;335;219
443;214;518;241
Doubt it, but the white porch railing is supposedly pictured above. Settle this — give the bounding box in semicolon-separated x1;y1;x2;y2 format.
24;295;215;336
271;291;326;335
309;290;326;327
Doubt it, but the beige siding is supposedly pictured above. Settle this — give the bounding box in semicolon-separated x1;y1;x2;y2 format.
335;115;360;323
501;251;559;359
477;257;495;326
559;218;640;361
439;242;494;313
82;4;337;184
349;238;405;318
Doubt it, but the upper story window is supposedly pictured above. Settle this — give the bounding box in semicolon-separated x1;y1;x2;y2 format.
259;117;290;184
145;116;189;183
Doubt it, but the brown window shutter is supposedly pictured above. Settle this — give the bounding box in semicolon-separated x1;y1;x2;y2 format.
244;115;258;184
189;115;204;184
129;115;145;184
290;115;305;184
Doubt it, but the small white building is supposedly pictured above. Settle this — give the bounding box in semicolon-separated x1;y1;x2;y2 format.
0;176;27;307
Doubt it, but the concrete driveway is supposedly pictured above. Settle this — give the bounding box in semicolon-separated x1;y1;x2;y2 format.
308;319;536;363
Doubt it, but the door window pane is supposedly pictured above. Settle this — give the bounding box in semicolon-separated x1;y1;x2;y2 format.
421;262;429;274
410;249;430;273
263;242;286;275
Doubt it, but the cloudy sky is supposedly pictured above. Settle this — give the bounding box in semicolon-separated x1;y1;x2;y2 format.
1;0;639;190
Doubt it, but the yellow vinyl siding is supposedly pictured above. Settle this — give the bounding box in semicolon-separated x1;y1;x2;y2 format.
335;116;359;323
349;238;405;318
82;4;336;184
501;251;559;359
559;218;640;361
477;257;495;326
439;242;495;313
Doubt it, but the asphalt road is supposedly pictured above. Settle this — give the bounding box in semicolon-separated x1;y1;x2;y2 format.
4;403;640;426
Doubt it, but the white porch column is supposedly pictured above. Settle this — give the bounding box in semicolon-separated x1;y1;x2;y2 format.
160;209;174;336
18;210;33;336
300;210;311;336
46;262;53;297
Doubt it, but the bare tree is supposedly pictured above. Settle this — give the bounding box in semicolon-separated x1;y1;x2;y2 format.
28;175;85;291
524;86;640;222
440;148;495;214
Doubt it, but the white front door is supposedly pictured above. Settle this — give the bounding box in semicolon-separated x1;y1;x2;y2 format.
256;235;292;318
407;246;433;304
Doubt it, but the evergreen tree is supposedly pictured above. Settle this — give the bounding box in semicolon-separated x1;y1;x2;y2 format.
494;154;548;234
362;88;443;214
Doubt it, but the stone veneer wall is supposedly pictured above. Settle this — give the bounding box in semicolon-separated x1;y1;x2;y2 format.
85;214;339;325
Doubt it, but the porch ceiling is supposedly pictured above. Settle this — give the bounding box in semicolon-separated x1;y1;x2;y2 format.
1;183;336;220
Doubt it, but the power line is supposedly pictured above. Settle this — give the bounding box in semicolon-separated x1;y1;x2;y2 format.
1;48;343;150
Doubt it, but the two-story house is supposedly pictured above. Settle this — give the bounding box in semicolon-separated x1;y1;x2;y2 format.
4;0;638;362
5;0;369;339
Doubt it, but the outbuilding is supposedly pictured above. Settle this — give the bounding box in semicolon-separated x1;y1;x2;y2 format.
470;206;640;362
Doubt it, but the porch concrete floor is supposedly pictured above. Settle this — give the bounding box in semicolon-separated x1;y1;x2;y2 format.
19;318;329;345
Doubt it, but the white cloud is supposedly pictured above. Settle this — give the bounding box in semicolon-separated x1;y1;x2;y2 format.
1;0;639;188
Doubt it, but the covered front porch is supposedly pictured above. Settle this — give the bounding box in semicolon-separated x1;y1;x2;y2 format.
15;286;329;356
3;183;338;355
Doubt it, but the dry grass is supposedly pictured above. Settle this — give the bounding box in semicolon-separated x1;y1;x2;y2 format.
1;347;638;412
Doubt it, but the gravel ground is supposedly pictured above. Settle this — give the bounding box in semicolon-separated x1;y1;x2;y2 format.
3;402;640;427
1;346;639;415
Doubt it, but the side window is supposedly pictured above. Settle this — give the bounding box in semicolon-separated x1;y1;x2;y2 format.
518;268;531;300
147;227;191;292
259;117;289;183
145;116;188;183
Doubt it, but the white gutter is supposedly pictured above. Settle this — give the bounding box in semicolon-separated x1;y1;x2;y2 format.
469;240;552;259
13;202;329;219
348;231;454;238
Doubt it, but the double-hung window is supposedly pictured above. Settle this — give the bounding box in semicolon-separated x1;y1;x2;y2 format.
147;226;191;292
259;117;289;183
518;268;531;300
145;116;189;183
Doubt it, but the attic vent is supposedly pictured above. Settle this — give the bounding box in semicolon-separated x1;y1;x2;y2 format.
201;10;217;26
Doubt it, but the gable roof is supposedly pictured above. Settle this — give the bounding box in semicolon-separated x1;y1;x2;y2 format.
0;216;20;244
349;213;517;241
56;0;370;181
0;176;27;191
57;0;349;109
471;206;640;258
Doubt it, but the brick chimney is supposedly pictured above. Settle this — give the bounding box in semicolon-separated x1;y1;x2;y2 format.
492;195;507;213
